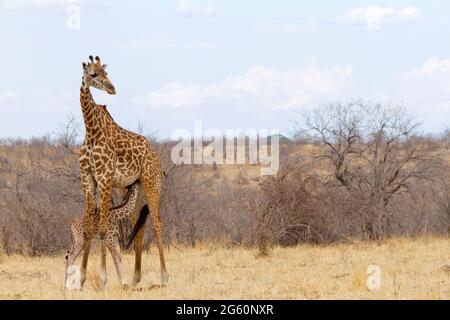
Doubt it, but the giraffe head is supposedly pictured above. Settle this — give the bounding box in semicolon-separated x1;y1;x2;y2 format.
82;55;116;95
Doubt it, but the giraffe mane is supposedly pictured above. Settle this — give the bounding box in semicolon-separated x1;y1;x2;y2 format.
98;104;115;121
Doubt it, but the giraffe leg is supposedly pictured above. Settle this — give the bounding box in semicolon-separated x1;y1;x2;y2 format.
132;225;145;287
141;177;169;285
80;239;91;288
76;173;95;290
81;173;96;239
106;233;127;287
65;220;87;290
95;179;113;290
97;181;113;240
100;240;107;290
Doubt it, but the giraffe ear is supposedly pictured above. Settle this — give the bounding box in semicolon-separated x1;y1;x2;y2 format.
102;64;108;70
82;62;87;69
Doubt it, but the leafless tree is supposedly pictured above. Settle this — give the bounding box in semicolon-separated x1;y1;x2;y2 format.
0;107;447;255
301;102;439;239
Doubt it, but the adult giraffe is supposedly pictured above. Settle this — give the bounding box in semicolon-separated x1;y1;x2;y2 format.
79;55;168;285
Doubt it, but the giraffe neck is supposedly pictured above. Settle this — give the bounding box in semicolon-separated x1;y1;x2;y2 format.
111;189;139;220
80;81;98;138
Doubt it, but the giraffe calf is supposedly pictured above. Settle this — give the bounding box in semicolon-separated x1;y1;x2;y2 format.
65;181;147;290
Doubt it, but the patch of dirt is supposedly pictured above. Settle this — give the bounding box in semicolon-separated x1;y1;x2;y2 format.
129;284;167;292
0;270;49;280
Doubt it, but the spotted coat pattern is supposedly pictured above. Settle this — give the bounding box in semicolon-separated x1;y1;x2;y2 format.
78;56;168;287
65;182;142;288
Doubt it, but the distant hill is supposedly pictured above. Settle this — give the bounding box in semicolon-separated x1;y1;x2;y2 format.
267;134;293;145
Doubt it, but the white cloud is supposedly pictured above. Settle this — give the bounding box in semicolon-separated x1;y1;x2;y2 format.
397;57;450;131
338;6;421;30
0;0;81;9
175;0;216;17
0;89;79;138
0;0;114;11
405;57;450;93
135;83;208;108
134;62;353;109
412;57;450;76
0;92;19;105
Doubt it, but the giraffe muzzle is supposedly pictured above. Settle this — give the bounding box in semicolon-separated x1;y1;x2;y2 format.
107;86;116;95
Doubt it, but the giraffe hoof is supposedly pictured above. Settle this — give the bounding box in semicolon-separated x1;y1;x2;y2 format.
99;271;107;290
132;273;141;287
131;279;140;287
161;271;169;285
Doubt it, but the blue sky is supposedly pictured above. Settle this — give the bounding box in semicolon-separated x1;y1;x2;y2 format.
1;0;450;139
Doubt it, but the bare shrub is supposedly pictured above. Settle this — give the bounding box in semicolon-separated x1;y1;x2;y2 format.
301;102;441;240
0;105;447;255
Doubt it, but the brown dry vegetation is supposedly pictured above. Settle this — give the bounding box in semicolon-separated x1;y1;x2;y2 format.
0;102;448;300
0;237;448;300
0;103;449;256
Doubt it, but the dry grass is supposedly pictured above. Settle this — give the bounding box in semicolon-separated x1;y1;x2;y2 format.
0;237;448;300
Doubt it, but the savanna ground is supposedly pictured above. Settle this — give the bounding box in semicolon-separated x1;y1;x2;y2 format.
0;237;448;300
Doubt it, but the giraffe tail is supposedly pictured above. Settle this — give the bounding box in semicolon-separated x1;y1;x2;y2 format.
125;205;149;250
